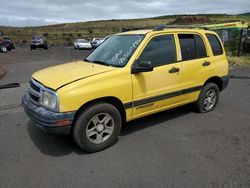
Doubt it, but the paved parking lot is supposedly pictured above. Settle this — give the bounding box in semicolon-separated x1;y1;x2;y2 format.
0;48;250;188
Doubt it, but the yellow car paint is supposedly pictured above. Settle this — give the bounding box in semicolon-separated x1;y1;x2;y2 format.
31;28;228;122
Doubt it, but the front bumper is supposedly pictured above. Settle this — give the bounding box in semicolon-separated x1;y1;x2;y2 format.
22;94;75;135
78;44;92;49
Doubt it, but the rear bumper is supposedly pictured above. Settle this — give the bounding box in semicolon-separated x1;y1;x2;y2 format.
22;94;75;135
221;75;230;90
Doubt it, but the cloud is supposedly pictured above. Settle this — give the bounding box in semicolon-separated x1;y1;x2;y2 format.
0;0;249;26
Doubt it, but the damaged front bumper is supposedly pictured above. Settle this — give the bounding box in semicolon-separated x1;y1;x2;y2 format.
22;94;75;135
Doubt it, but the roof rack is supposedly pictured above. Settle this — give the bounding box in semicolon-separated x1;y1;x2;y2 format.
153;25;205;31
120;25;207;33
120;26;150;32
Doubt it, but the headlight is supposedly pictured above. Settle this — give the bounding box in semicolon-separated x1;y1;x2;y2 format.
41;91;58;110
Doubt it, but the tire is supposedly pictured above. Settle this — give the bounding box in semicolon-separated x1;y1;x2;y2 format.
195;83;219;113
43;45;48;50
73;102;122;152
30;46;34;50
0;46;7;53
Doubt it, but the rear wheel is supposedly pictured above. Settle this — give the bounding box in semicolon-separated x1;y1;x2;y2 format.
195;83;219;113
73;102;122;152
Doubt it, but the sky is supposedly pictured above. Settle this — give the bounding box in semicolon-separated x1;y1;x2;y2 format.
0;0;249;27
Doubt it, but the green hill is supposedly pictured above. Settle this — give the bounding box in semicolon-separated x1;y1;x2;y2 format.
0;14;249;46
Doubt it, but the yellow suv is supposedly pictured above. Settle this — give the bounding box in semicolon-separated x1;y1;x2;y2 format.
22;26;229;152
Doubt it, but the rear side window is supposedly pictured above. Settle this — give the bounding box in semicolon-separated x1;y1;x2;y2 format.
138;35;176;67
178;34;207;61
206;34;223;56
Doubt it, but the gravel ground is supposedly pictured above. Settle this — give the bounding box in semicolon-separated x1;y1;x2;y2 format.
0;47;250;188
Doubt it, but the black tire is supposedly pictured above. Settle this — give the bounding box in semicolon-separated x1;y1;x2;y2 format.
0;46;7;53
30;46;34;50
195;83;219;113
73;102;122;153
43;44;48;50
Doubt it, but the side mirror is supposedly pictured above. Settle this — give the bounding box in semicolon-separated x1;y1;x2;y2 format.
131;60;153;74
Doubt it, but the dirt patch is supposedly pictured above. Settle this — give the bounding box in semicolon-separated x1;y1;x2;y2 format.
170;17;212;25
0;66;6;79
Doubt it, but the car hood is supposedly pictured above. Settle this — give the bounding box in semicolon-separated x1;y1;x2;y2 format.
32;61;116;90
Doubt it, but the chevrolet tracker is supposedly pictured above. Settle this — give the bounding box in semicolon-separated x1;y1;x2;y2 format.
22;26;229;152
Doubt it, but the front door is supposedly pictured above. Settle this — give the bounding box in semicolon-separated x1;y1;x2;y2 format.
131;34;183;119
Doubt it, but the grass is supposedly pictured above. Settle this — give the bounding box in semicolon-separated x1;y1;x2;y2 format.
228;55;250;66
0;66;6;79
0;14;249;46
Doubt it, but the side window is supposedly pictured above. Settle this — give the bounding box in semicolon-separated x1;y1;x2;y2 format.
194;35;207;58
178;34;207;61
206;34;223;56
138;35;176;67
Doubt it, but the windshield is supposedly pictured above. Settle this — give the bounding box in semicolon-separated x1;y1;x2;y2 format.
32;36;43;40
78;39;87;42
85;35;144;67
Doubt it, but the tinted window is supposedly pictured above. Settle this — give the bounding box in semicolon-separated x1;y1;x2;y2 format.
206;34;223;56
138;35;176;67
178;34;207;61
194;35;207;58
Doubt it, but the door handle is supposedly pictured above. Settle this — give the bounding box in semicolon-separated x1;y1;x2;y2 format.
169;67;180;73
202;61;210;66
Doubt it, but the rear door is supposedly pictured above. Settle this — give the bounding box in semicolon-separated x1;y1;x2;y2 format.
177;33;211;103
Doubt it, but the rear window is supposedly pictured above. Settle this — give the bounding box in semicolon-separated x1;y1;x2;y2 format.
206;34;223;56
178;34;207;61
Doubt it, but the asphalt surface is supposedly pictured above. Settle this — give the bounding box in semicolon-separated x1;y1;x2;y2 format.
0;47;250;188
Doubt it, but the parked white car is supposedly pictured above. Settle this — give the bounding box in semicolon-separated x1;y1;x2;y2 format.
91;38;104;48
74;39;92;49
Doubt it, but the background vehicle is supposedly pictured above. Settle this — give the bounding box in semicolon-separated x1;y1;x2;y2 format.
3;37;15;50
0;40;8;53
74;39;92;49
91;38;104;48
30;36;48;50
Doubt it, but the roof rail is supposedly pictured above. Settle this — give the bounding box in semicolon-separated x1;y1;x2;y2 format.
120;26;151;32
120;25;207;33
153;25;167;31
153;24;206;31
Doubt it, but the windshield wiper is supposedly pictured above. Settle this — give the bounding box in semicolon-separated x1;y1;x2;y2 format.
91;60;110;66
84;58;91;62
84;58;120;67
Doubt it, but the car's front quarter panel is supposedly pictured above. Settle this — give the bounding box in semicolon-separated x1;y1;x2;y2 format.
57;67;133;120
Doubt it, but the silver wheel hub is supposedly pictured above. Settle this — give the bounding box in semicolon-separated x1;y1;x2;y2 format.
86;113;114;144
203;89;217;111
96;124;104;132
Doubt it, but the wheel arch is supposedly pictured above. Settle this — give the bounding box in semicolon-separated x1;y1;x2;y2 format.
204;76;223;91
73;96;127;126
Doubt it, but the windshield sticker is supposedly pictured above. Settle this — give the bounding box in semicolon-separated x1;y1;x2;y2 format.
118;37;142;65
111;50;123;63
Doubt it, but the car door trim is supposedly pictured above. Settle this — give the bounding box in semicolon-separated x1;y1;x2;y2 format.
124;85;202;109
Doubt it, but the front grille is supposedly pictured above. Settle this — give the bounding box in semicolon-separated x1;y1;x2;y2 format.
29;80;40;92
28;79;41;104
29;93;39;102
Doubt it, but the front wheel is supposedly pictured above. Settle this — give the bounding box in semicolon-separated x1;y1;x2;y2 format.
73;102;122;152
195;83;219;113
